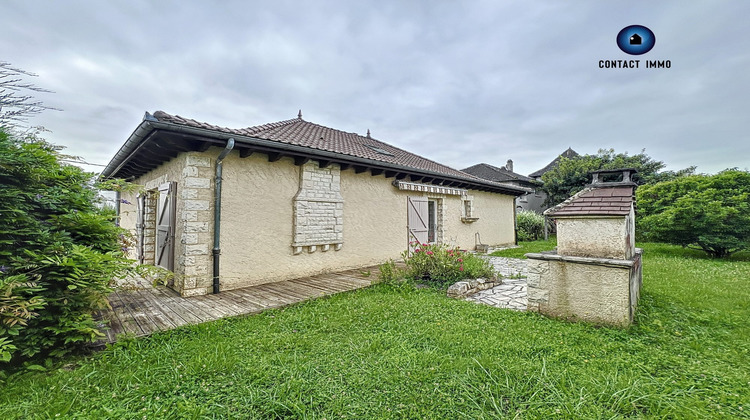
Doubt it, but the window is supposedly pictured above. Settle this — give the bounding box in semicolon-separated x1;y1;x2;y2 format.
428;200;437;243
461;196;478;223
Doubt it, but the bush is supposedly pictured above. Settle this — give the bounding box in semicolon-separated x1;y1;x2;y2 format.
516;210;545;241
0;128;137;362
637;169;750;258
402;243;494;287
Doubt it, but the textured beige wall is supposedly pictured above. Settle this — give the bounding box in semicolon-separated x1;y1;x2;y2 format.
443;190;516;249
119;154;187;273
556;216;630;259
527;257;634;327
217;153;517;289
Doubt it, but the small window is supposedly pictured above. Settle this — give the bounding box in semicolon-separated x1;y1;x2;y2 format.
461;197;479;223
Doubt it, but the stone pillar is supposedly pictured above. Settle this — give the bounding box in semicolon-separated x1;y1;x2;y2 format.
176;153;213;296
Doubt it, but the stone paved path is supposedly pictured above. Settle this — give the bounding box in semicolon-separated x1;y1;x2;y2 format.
465;257;529;311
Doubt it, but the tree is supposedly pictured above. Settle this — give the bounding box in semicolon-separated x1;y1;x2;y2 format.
636;170;750;258
540;149;695;207
0;128;143;362
0;61;59;130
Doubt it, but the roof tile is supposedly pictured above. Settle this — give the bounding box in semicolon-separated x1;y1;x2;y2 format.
153;111;475;179
545;186;634;217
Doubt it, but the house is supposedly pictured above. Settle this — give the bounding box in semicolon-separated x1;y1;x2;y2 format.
461;160;542;213
102;111;527;296
528;147;579;182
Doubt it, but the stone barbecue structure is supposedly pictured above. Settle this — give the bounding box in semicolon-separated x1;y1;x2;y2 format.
525;169;643;327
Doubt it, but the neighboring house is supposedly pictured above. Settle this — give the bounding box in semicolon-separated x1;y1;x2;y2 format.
528;147;580;182
461;160;543;213
102;111;527;296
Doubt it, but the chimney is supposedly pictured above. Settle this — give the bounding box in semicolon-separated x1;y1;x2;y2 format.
589;168;637;187
505;159;513;172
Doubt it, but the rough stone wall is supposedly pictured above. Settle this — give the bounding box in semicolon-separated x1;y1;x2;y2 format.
526;253;641;327
292;161;344;253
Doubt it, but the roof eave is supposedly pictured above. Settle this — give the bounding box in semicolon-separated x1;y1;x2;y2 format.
104;118;529;196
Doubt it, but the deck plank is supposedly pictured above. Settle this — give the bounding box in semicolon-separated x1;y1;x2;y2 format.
109;290;144;337
224;289;278;310
134;288;190;330
117;289;160;337
97;266;377;344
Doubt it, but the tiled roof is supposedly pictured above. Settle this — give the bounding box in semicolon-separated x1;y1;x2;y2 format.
153;111;473;180
462;163;536;184
529;148;579;178
545;186;634;217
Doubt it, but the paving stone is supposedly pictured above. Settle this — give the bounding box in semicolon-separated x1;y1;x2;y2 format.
465;256;529;312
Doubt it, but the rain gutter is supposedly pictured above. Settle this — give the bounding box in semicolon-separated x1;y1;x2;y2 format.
213;138;235;294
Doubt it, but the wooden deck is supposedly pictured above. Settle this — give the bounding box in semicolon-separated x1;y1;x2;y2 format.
94;267;376;344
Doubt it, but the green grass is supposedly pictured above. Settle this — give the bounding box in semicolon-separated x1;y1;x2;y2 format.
490;237;558;258
1;243;749;418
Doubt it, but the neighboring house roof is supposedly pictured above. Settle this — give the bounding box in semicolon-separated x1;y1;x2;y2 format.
528;147;579;178
544;186;634;217
101;111;528;196
461;163;537;185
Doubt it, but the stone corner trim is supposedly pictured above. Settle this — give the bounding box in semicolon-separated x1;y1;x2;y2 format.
175;152;213;297
292;162;344;254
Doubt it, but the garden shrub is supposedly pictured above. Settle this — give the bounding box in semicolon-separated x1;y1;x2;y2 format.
516;210;545;241
402;243;494;287
637;169;750;258
0;128;138;363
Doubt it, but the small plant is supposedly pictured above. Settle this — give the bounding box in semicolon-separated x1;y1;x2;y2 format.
402;242;494;288
377;260;403;285
516;210;545;241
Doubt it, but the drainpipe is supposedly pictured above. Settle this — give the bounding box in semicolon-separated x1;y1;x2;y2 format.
114;190;121;227
213;138;235;294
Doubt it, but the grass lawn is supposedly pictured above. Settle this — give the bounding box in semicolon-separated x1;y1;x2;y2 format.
1;243;748;419
490;237;558;259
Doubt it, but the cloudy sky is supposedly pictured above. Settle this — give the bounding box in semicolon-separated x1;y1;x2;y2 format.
2;0;748;176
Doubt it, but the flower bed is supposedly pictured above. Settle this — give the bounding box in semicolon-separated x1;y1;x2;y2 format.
402;243;495;288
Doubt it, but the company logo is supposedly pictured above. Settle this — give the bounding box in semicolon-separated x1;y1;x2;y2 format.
616;25;655;55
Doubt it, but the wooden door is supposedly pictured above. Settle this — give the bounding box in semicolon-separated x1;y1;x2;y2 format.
156;182;176;271
407;196;428;249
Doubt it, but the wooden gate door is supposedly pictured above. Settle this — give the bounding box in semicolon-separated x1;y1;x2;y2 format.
407;196;429;250
156;182;176;271
136;194;145;264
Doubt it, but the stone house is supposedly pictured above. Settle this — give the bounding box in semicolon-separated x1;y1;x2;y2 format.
461;160;542;213
102;111;527;296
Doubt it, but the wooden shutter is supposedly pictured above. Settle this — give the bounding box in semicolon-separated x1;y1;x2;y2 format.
156;182;176;271
136;194;145;264
407;196;429;249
